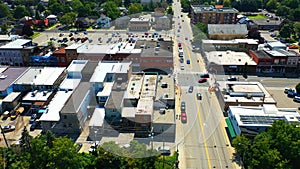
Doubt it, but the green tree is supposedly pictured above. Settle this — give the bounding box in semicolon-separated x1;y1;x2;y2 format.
181;0;190;12
266;0;277;12
223;0;231;7
167;6;173;15
296;83;300;94
0;4;11;18
294;22;300;38
60;12;77;27
49;2;64;15
13;6;30;19
195;23;208;33
128;3;143;14
276;5;290;16
103;1;121;20
0;24;9;35
279;24;292;38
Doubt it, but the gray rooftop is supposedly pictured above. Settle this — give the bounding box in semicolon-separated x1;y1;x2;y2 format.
0;67;28;91
61;82;91;114
191;5;238;13
105;90;125;109
138;40;173;57
0;39;32;49
208;24;248;35
155;75;175;101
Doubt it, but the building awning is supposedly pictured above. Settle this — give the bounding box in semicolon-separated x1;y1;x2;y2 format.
225;118;236;138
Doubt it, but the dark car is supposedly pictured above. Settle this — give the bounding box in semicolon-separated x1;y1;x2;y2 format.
287;90;297;98
59;33;64;37
181;112;187;123
188;86;193;93
228;76;237;81
200;74;209;78
30;120;40;131
181;101;186;111
68;33;73;37
198;78;207;83
197;93;202;100
29;114;37;124
2;125;15;133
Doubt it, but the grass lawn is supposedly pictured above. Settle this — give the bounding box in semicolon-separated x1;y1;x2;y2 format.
29;32;41;39
248;14;268;19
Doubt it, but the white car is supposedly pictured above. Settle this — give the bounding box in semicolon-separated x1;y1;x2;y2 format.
180;65;184;70
2;125;15;133
157;146;171;156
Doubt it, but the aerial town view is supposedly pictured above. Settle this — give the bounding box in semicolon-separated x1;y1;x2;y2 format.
0;0;299;168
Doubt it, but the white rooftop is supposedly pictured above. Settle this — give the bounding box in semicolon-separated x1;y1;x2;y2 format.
39;90;73;121
264;50;286;57
15;67;65;85
97;82;113;97
90;62;131;83
59;78;81;90
67;60;88;72
202;39;258;45
2;92;21;102
140;75;157;98
130;18;150;22
65;43;84;50
136;97;153;115
89;108;105;127
206;51;257;66
267;41;287;48
124;74;144;99
22;90;53;102
0;66;8;73
0;39;32;49
229;104;300;126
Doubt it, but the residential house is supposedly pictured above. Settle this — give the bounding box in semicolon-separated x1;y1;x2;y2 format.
96;15;111;28
190;5;238;25
46;15;58;24
207;24;248;40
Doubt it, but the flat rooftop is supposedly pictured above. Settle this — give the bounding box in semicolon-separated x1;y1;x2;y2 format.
191;5;238;13
155;75;175;100
0;39;32;49
124;74;144;99
153;109;175;124
14;67;66;86
230;104;300;126
122;107;136;118
140;74;157;98
22;90;53;102
202;39;258;45
105;90;125;109
59;78;81;90
206;51;257;66
97;82;114;97
136;97;153;116
130;18;150;22
89;108;105;127
0;67;28;91
138;40;173;58
67;60;88;73
2;92;21;102
39;90;73;122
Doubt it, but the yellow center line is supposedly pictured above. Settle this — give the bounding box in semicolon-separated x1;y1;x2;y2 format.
183;42;193;69
194;95;212;169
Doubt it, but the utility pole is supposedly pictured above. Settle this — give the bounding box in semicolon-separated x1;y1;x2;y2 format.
0;125;9;147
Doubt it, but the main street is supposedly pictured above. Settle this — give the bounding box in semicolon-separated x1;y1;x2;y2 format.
173;1;238;169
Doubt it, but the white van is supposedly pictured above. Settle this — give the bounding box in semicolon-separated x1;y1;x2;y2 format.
293;96;300;103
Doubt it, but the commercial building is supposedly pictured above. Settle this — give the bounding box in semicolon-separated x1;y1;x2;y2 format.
190;5;238;25
0;39;36;66
205;51;257;74
208;24;248;40
155;16;171;30
114;16;130;29
0;66;28;97
221;81;276;113
201;39;258;52
129;18;150;31
227;104;300;137
249;49;300;74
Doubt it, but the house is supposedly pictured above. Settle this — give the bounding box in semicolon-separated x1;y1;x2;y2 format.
227;104;300;137
129;17;150;31
46;15;58;24
190;5;238;25
15;16;34;35
96;15;111;28
155;16;171;30
208;24;248;40
75;17;92;29
114;16;130;29
0;39;36;66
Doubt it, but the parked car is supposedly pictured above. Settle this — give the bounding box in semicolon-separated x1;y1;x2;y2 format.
2;125;15;133
178;42;182;47
228;76;237;81
10;111;19;119
293;96;300;103
180;58;184;63
196;93;202;100
186;59;190;64
287;90;297;98
180;65;184;70
29;114;37;124
157;146;171;156
284;88;293;94
200;73;209;78
188;86;193;93
2;111;10;117
30;120;40;131
59;33;64;37
181;112;187;123
198;78;207;83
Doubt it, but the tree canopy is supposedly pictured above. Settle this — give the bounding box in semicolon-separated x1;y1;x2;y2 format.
232;120;300;169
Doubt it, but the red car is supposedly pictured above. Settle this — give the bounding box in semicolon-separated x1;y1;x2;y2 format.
289;45;298;49
181;112;187;123
178;42;182;47
198;78;207;83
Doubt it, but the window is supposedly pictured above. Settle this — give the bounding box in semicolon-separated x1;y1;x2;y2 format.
64;115;67;119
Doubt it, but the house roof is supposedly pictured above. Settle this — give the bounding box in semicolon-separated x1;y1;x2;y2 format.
0;39;32;49
208;24;248;35
0;67;28;91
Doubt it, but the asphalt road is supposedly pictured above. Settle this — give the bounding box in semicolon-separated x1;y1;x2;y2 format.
173;1;237;169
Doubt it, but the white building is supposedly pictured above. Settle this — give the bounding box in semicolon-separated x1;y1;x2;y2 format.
129;18;150;31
